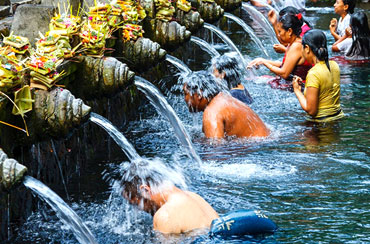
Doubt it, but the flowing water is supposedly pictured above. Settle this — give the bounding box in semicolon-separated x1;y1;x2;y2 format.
224;13;269;57
165;54;192;75
23;176;98;244
241;2;279;44
134;76;202;165
190;36;220;58
203;23;247;66
11;4;370;244
89;112;141;162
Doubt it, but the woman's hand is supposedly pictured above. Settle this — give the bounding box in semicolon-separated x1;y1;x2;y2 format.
247;58;265;69
345;26;352;37
292;76;303;92
268;10;277;25
273;44;287;53
329;18;337;33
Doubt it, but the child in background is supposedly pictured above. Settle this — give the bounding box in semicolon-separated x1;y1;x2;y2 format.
329;0;356;41
332;12;370;60
345;11;370;59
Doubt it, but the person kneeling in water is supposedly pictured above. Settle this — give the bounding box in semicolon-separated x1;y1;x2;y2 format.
182;70;270;138
293;30;345;122
121;161;219;234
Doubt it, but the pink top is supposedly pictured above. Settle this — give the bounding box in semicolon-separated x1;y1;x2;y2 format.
301;24;311;37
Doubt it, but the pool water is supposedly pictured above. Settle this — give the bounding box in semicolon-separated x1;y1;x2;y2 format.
9;4;370;244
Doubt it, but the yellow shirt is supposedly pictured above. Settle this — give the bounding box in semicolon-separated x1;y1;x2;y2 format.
304;61;344;122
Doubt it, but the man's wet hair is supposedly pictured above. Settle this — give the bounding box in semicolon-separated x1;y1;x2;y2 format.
181;70;226;100
211;54;243;89
120;159;186;201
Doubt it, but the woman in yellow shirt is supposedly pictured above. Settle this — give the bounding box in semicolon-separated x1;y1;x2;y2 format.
292;30;345;122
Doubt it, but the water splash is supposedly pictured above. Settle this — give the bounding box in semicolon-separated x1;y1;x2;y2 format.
203;23;247;66
89;112;141;162
190;36;220;58
241;3;280;44
135;76;202;165
223;13;269;58
165;55;192;75
23;176;98;244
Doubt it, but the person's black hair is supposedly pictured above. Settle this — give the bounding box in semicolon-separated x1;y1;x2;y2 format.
279;6;312;28
302;29;331;71
181;70;226;100
346;11;370;58
343;0;356;14
211;54;242;89
279;13;304;37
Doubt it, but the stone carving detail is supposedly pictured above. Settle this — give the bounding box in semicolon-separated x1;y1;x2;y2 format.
120;37;166;69
145;19;191;49
214;0;241;11
0;148;27;191
175;9;204;33
33;88;91;137
196;0;224;23
76;56;135;96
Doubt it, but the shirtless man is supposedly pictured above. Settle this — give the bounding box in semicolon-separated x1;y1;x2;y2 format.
121;161;219;234
182;71;270;138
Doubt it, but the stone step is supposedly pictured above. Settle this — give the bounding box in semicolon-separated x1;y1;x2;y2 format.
0;5;10;17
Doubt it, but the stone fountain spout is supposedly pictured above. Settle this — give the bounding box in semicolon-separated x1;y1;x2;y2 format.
0;148;27;191
33;88;91;138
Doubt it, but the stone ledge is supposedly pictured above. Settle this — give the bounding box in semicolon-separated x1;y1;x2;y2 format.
11;4;56;45
0;5;10;17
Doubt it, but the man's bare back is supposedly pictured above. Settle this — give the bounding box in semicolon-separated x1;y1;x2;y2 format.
203;93;270;138
153;189;219;234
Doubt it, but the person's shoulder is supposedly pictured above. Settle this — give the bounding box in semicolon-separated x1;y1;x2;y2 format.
329;60;340;70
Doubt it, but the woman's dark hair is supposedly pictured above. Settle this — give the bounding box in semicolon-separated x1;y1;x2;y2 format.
346;11;370;58
302;29;331;70
279;13;304;37
343;0;356;14
279;6;312;28
211;54;242;89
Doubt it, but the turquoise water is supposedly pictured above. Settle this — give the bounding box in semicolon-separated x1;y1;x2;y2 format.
10;4;369;244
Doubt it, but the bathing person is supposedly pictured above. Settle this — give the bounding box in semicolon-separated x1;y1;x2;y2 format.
330;0;356;41
182;70;270;138
212;54;253;105
292;30;344;122
268;6;312;53
248;13;311;91
332;12;370;59
121;161;219;234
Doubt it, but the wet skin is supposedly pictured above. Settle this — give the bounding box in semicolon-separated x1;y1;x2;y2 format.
184;88;270;138
124;185;219;234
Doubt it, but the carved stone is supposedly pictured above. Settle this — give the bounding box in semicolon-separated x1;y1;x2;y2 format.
175;9;204;33
0;148;27;191
144;19;191;49
73;56;135;98
195;0;224;23
214;0;241;11
118;37;166;70
33;88;91;137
